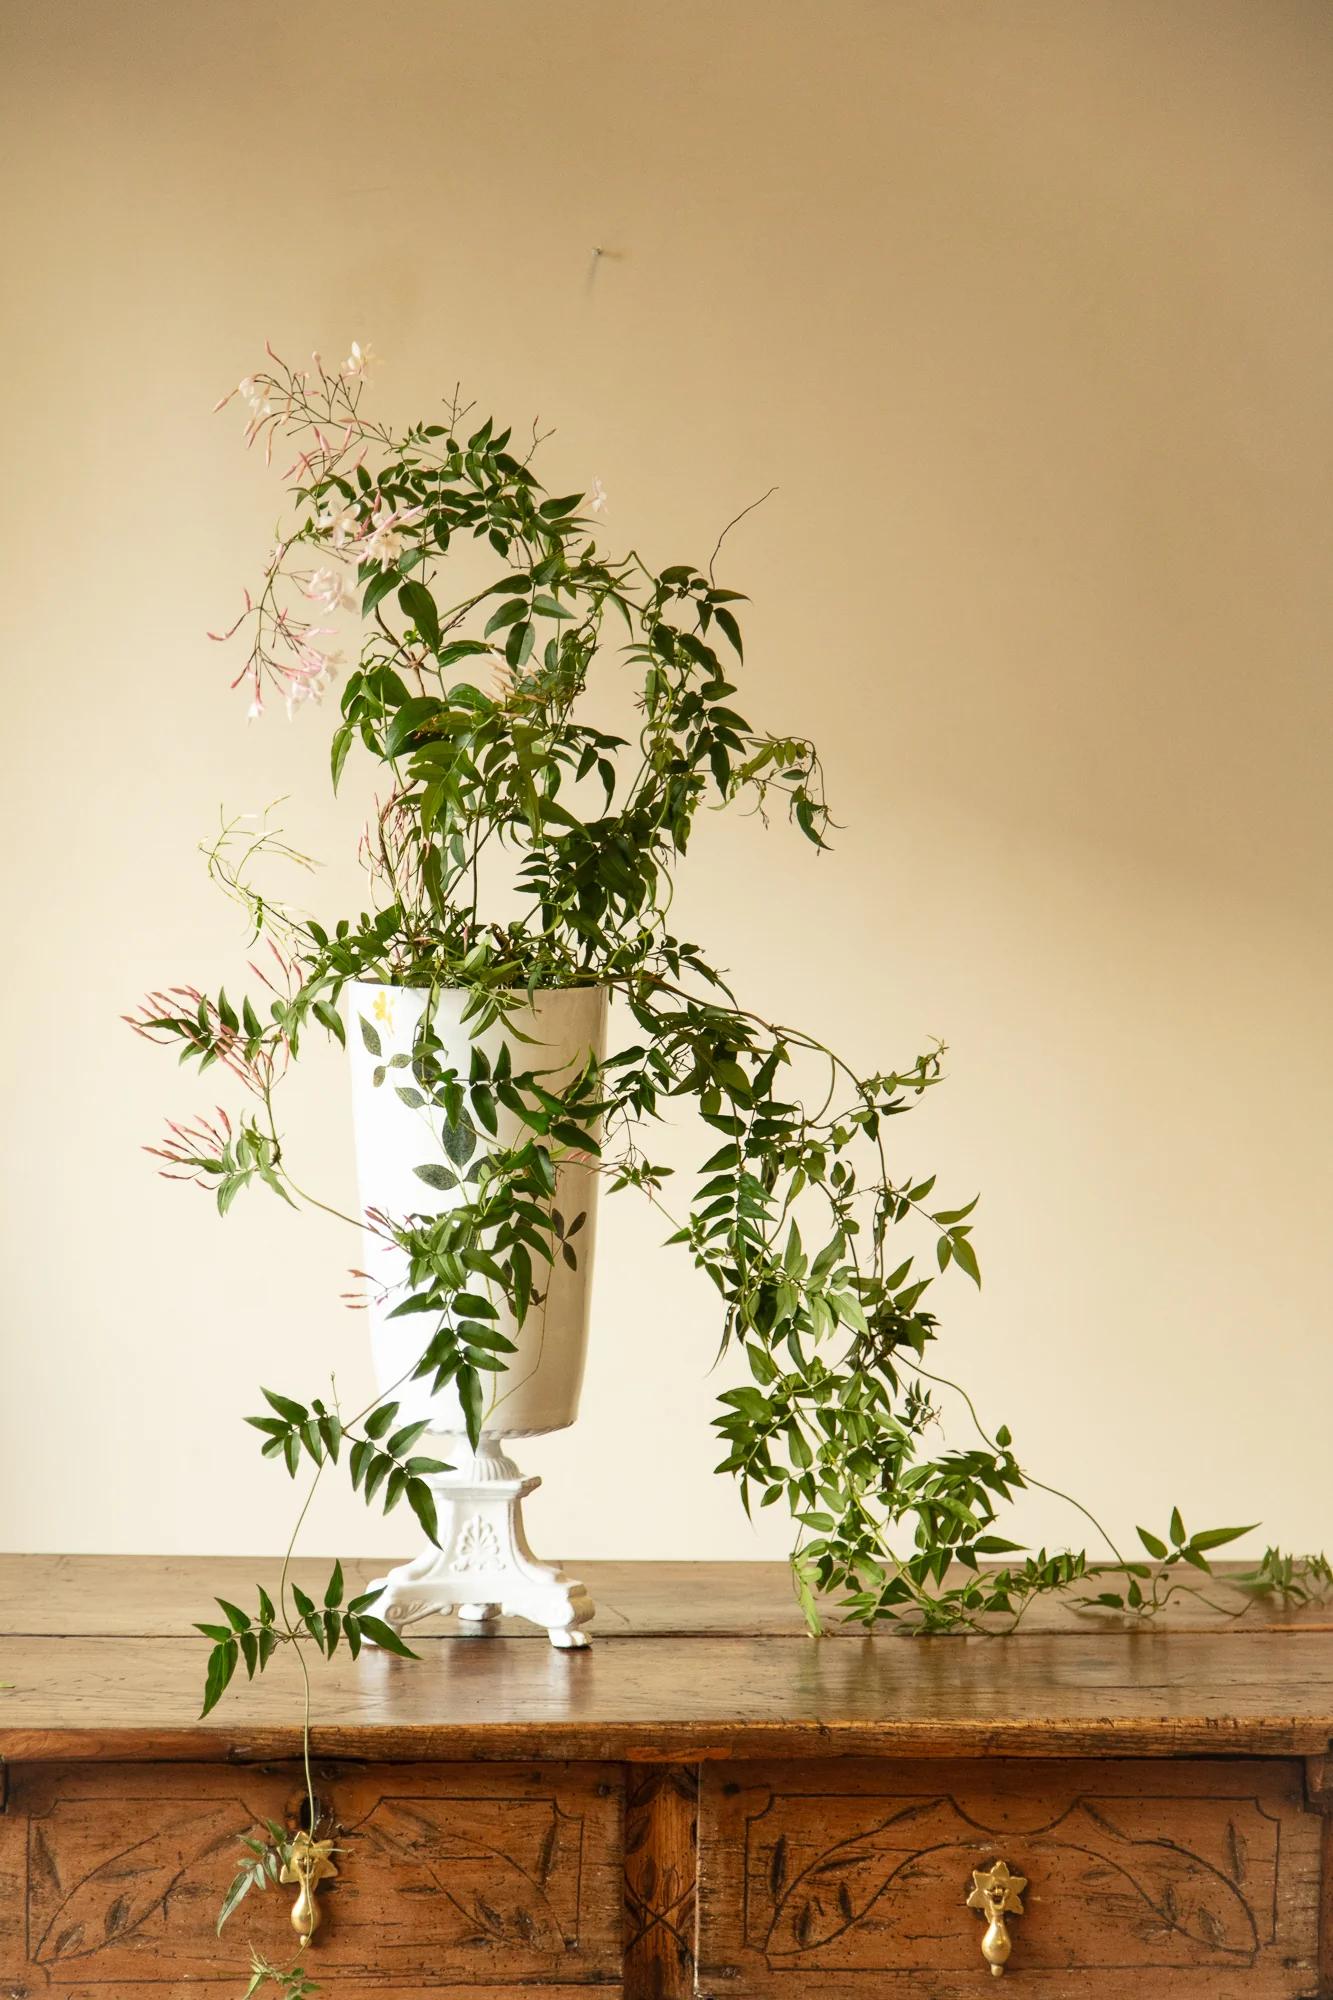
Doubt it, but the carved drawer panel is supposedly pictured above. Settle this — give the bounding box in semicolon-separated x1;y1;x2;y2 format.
696;1758;1322;1997
0;1760;623;1995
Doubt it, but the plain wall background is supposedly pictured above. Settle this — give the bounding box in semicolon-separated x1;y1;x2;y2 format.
1;0;1330;1571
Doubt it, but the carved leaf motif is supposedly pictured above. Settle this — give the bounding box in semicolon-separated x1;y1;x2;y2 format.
1066;1804;1259;1958
363;1800;567;1953
764;1801;946;1956
453;1516;502;1573
1225;1818;1248;1883
32;1806;242;1963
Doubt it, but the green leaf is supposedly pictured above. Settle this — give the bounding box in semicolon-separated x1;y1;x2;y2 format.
313;1000;346;1046
714;606;743;657
1189;1523;1259;1554
458;1363;483;1449
261;1387;306;1425
1137;1526;1169;1561
356;1614;418;1658
359;1016;382;1057
408;1477;440;1545
485;598;527;636
549;1121;600;1154
323;1559;345;1609
364;1401;399;1441
200;1639;238;1717
414;1163;458;1192
216;1864;256;1933
386;1420;431;1458
331;722;354;793
950;1234;981;1286
362;565;400;615
1169;1506;1186;1548
442;1119;477;1168
932;1195;980;1226
398;579;441;651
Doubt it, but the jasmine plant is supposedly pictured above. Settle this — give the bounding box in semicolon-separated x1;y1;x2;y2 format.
133;341;1326;1723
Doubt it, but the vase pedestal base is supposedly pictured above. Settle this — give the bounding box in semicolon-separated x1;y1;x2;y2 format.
366;1440;594;1651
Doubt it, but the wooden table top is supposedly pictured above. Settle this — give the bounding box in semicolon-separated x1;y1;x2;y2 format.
2;1554;1332;1765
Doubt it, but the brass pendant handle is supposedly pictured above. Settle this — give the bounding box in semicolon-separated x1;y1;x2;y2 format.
279;1830;338;1946
967;1859;1026;1978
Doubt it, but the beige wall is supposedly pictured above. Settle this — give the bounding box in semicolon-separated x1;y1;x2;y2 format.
1;0;1330;1568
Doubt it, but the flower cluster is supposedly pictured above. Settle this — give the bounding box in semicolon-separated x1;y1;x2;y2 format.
209;342;405;718
209;343;606;725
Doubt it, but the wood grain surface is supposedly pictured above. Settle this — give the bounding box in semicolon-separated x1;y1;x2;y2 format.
3;1626;1333;1764
3;1556;1333;1765
2;1553;1327;1637
624;1764;698;2000
696;1758;1322;1997
3;1561;1333;1997
0;1759;624;1993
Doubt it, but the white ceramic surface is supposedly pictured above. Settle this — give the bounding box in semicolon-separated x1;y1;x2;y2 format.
347;980;607;1442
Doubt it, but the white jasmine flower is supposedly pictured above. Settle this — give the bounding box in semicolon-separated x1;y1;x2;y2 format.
342;340;377;381
363;510;404;568
238;376;272;419
361;498;425;569
302;566;355;613
283;645;340;719
588;477;608;515
316;498;360;548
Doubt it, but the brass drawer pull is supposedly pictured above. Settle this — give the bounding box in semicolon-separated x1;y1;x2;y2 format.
967;1859;1026;1978
280;1830;338;1946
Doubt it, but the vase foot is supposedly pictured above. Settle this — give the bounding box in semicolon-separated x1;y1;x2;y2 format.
366;1439;594;1651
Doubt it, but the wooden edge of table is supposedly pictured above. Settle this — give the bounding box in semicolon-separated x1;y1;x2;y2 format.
3;1557;1332;1769
2;1624;1333;1764
5;1717;1333;1764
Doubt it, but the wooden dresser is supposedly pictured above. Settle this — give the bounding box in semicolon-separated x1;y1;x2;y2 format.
2;1556;1333;1997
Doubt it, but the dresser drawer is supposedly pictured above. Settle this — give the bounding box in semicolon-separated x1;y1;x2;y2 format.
696;1757;1322;1997
0;1759;624;1994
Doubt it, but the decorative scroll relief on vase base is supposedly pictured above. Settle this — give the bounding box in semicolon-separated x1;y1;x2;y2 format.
367;1438;594;1650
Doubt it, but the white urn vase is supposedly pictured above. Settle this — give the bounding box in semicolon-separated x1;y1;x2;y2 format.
347;979;606;1647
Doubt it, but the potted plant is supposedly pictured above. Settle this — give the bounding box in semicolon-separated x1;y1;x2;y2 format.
346;973;607;1643
132;341;1322;1719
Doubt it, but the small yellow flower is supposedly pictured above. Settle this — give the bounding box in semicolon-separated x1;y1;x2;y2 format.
373;992;395;1030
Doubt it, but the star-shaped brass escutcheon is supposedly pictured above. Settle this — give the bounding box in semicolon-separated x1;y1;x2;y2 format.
966;1858;1027;1978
